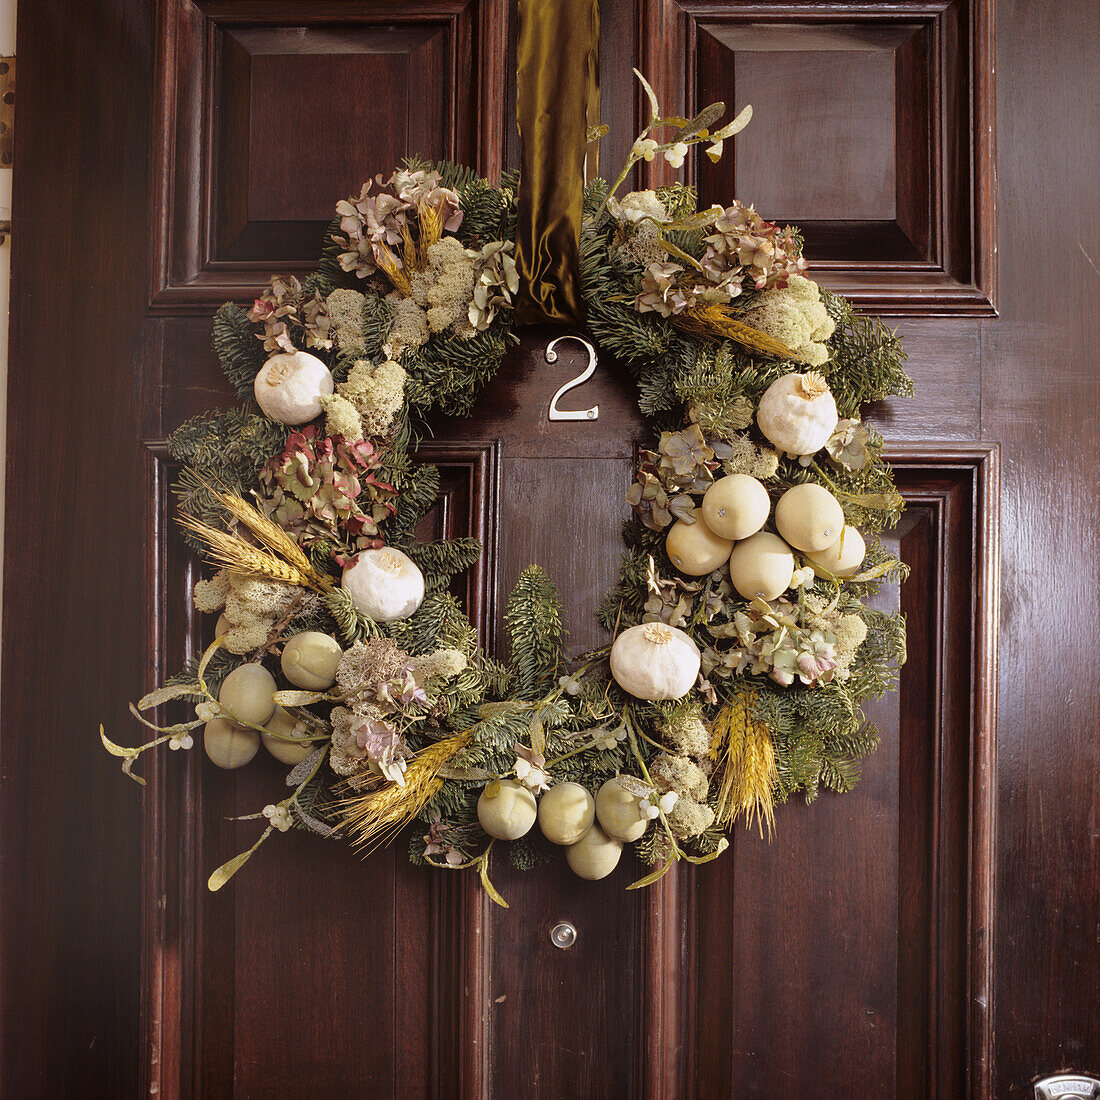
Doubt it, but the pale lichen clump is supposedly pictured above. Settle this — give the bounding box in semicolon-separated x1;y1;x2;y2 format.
413;235;479;336
658;705;712;758
194;569;306;654
193;568;232;613
222;573;304;654
318;392;364;442
385;294;431;359
608;190;669;269
410;648;468;683
650;751;715;840
720;432;780;480
325;288;368;356
337;359;406;438
739;275;836;367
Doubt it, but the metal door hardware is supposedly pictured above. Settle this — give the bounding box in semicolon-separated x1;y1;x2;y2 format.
1035;1075;1100;1099
546;335;599;422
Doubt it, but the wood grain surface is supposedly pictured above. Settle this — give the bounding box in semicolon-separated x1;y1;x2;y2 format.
4;1;1098;1097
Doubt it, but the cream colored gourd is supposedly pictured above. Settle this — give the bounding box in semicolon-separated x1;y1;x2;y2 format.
342;547;425;622
595;777;648;842
538;782;596;845
218;663;277;726
477;779;538;840
700;474;771;541
566;825;623;880
665;518;734;575
280;631;343;690
727;531;795;601
774;483;845;552
610;622;701;701
805;525;866;579
253;351;335;425
203;717;260;769
261;706;314;766
756;371;838;457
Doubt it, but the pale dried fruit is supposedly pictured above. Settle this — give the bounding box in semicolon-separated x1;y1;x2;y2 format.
477;779;538;840
203;717;260;770
260;706;314;766
538;782;596;846
756;372;839;458
218;663;277;726
665;518;734;576
595;777;648;842
566;824;623;880
610;621;701;701
805;525;866;579
280;631;343;690
701;474;771;541
727;532;795;601
341;547;425;623
253;351;334;425
775;483;845;552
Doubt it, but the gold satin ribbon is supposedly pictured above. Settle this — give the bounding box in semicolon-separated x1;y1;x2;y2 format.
515;0;600;327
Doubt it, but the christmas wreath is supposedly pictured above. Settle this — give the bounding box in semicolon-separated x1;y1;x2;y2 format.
103;74;912;900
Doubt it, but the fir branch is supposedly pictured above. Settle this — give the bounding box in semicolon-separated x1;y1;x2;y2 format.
213;303;267;402
504;566;566;701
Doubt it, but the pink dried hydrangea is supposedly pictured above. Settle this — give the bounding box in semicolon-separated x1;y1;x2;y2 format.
257;425;395;562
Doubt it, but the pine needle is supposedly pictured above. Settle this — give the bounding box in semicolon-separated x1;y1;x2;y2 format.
672;303;797;361
339;732;472;851
710;694;778;838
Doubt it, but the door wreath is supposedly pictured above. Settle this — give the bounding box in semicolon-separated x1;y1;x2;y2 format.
103;74;912;902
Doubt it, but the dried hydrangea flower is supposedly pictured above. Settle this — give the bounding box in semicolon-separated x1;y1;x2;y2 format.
700;201;806;298
257;425;395;560
826;418;873;471
513;744;551;793
333;180;410;280
468;240;520;332
249;275;332;353
634;261;691;317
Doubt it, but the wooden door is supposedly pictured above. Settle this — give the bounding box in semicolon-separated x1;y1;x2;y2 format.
4;1;1098;1097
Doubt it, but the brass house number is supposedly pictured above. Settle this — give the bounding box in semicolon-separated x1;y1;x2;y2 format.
546;335;599;422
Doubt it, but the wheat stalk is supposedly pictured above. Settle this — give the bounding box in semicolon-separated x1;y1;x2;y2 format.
212;489;315;575
178;513;333;594
417;202;443;264
673;303;798;361
378;252;413;298
710;694;778;838
339;732;472;850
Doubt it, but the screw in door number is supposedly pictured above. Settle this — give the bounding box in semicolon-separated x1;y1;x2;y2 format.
1035;1075;1100;1099
546;335;599;422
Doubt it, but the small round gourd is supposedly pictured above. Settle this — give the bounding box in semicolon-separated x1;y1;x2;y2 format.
261;706;314;766
665;518;734;576
218;663;277;726
566;825;623;881
774;483;845;552
756;371;838;457
609;622;701;701
477;780;538;840
595;777;648;842
280;631;343;690
203;717;260;769
253;351;334;425
805;525;866;579
538;782;596;846
727;532;795;601
700;474;771;541
341;548;425;623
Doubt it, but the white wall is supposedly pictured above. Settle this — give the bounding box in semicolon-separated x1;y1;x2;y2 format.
0;0;15;678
